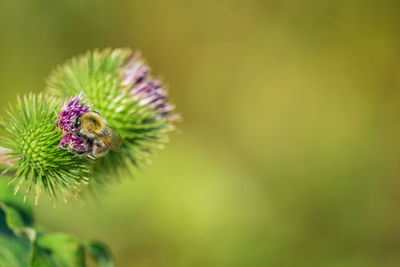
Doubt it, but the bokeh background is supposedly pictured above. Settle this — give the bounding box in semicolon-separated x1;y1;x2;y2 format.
1;0;400;266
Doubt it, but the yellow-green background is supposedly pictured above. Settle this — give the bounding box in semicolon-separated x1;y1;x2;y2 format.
1;1;400;266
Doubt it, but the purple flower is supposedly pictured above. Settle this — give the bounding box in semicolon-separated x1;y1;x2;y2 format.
57;94;92;153
122;52;179;121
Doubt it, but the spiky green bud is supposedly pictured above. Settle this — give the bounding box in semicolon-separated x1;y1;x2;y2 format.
0;94;89;204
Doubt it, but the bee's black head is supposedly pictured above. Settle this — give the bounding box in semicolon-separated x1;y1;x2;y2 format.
74;115;82;129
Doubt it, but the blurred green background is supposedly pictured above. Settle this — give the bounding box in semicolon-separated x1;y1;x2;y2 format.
1;0;400;266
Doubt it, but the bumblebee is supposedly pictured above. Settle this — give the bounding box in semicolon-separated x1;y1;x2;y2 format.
74;111;122;159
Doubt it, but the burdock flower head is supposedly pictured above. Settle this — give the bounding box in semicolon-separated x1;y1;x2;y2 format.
47;49;179;179
0;48;179;202
0;94;89;204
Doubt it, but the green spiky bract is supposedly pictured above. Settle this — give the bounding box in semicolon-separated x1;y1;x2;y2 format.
0;94;89;204
46;48;175;188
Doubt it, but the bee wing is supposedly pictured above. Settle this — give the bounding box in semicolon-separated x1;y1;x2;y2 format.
97;126;123;152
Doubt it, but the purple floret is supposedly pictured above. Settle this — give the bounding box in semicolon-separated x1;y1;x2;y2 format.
122;52;179;121
57;94;92;154
60;132;87;151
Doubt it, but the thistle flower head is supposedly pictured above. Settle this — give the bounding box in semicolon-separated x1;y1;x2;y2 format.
46;48;179;187
57;94;92;153
0;94;89;204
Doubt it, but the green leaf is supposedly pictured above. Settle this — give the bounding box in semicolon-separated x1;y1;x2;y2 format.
0;201;31;266
29;241;57;267
33;233;85;267
0;202;35;242
0;235;30;267
85;241;114;267
0;178;114;267
0;177;33;226
0;178;32;266
0;203;24;233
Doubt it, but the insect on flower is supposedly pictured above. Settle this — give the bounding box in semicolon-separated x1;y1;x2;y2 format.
57;94;122;159
75;111;123;158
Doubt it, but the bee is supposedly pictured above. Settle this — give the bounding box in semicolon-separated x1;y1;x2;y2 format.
74;111;123;159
